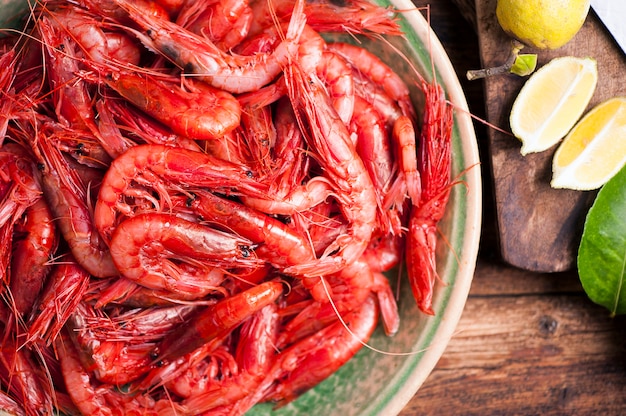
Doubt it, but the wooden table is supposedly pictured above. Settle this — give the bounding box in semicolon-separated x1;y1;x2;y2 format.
400;1;626;414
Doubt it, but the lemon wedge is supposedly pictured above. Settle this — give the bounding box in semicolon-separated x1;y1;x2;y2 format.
510;56;597;155
551;97;626;190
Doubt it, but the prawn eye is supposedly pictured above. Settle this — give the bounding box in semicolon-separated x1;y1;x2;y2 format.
36;162;45;171
75;143;86;155
186;193;197;207
239;245;252;258
245;170;253;178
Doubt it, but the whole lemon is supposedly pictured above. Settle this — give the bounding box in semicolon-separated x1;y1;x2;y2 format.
496;0;590;49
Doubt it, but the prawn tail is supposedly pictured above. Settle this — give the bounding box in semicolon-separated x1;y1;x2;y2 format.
373;271;400;337
405;212;437;315
285;0;307;45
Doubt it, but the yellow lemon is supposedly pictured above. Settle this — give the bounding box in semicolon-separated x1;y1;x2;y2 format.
551;97;626;190
496;0;590;50
510;56;597;156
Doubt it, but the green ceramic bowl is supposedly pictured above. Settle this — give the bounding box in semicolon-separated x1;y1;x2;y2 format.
248;1;482;415
0;0;31;35
0;0;481;414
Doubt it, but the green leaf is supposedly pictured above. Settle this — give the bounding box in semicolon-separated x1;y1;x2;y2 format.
578;164;626;316
510;54;537;77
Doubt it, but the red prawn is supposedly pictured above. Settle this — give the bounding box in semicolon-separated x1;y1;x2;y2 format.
406;81;454;315
33;126;118;278
248;0;402;37
156;304;280;416
80;60;242;141
9;198;58;317
230;294;379;414
109;212;261;295
94;143;268;243
281;62;378;277
112;0;307;94
152;280;284;363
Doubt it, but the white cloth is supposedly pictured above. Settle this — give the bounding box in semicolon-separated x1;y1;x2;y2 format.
591;0;626;55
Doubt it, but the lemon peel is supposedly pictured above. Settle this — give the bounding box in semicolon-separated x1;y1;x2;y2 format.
551;97;626;190
509;56;597;156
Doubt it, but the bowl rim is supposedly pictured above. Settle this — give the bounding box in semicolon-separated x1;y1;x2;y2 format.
380;2;482;414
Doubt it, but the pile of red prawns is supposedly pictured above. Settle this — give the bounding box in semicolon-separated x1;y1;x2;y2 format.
0;0;454;414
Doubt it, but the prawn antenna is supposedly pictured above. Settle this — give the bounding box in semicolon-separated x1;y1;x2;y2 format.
319;276;434;357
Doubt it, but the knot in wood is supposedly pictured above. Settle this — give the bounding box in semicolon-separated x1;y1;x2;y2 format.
538;315;558;336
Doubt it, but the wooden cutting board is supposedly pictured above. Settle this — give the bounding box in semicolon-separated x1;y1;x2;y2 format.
472;0;626;272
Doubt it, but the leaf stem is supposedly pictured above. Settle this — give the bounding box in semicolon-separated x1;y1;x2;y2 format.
466;40;526;80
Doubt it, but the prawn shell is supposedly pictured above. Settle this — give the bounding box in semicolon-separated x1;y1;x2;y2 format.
109;212;259;294
153;280;284;363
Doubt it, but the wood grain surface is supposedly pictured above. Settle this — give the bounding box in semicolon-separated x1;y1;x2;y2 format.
400;1;626;414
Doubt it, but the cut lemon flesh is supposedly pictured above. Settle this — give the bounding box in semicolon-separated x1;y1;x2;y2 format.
510;56;597;155
551;97;626;190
